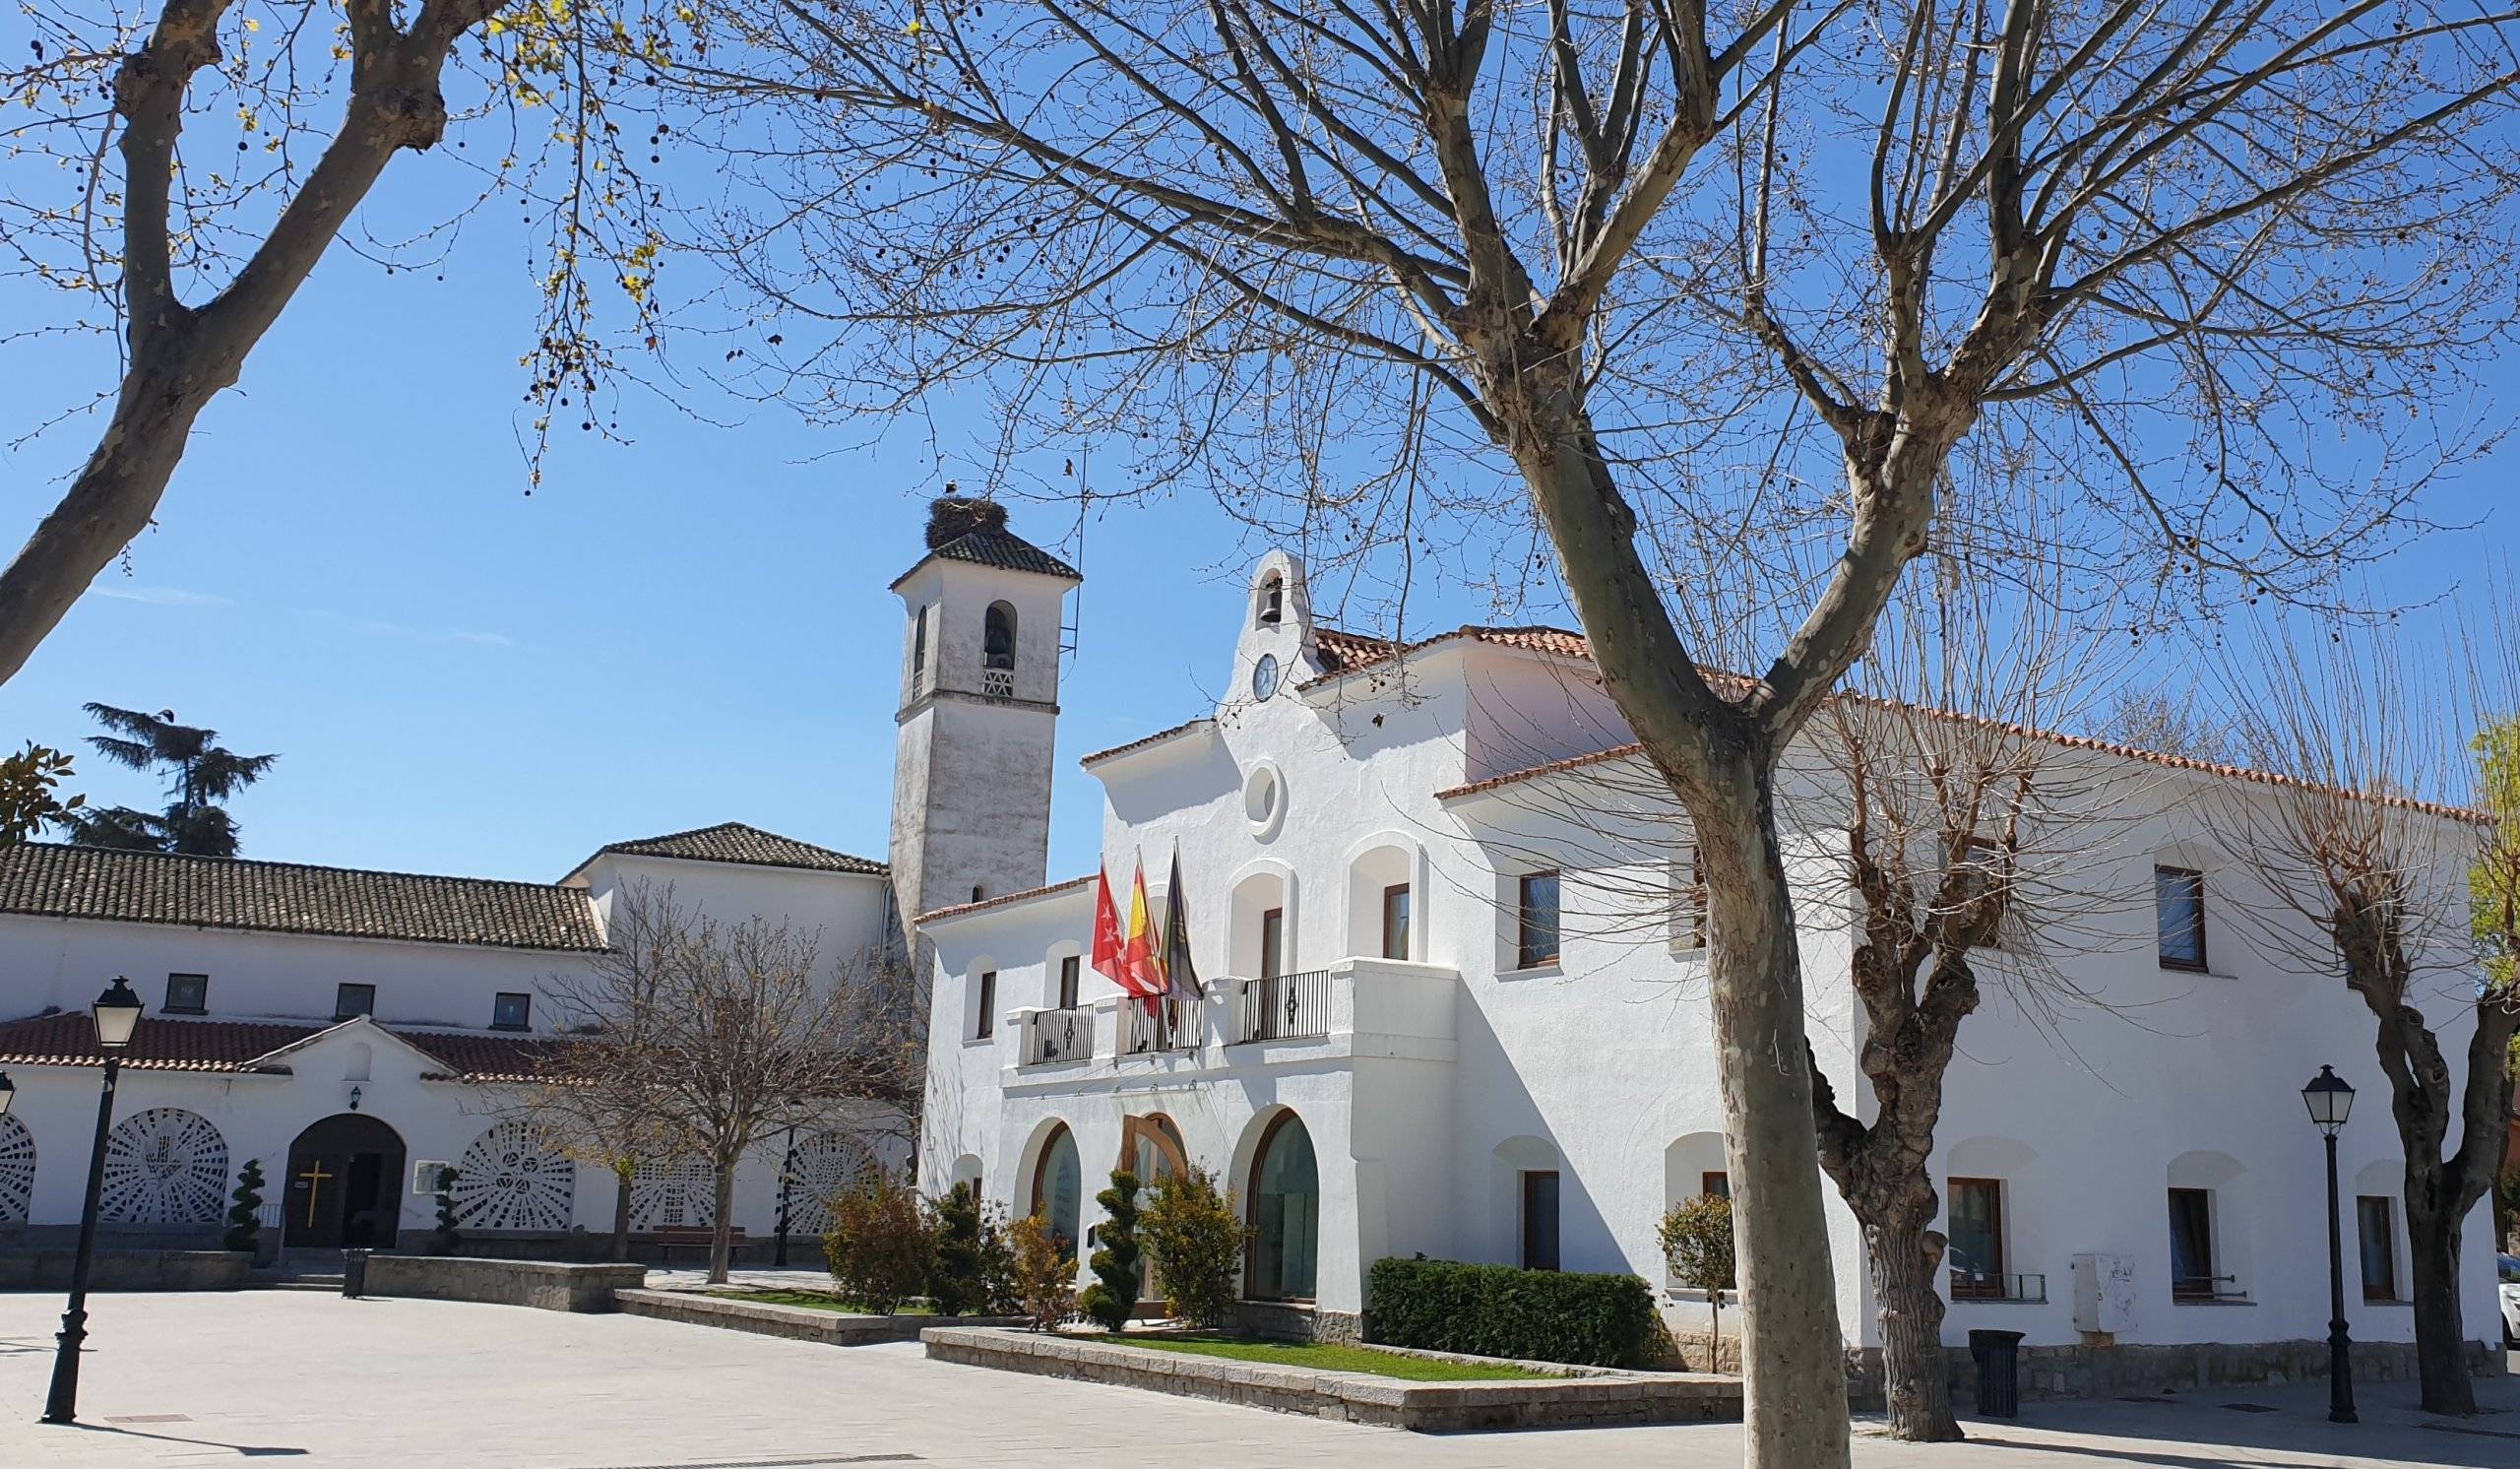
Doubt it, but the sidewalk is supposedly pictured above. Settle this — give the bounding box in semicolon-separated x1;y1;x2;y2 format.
0;1290;2507;1467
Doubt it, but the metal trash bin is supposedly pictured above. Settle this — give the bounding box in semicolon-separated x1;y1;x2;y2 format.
341;1247;370;1300
1969;1328;2025;1418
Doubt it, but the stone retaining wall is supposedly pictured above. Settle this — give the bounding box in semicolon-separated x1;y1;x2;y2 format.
1229;1299;1361;1343
920;1325;1742;1432
1845;1335;2504;1409
359;1256;646;1312
616;1289;1025;1344
0;1248;248;1292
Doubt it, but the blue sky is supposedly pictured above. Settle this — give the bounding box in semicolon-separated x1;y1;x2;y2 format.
1;137;2512;886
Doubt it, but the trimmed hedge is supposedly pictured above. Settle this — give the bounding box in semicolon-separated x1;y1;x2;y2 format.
1363;1255;1660;1368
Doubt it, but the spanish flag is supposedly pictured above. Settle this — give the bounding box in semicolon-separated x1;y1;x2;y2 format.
1119;854;1166;999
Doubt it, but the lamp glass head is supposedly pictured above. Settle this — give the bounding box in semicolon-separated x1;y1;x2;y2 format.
93;976;144;1051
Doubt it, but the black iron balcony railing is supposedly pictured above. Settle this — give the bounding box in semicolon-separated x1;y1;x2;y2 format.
1022;1007;1093;1065
1120;995;1198;1054
1232;969;1335;1043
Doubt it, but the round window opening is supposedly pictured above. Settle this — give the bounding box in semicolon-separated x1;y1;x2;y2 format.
1242;763;1286;837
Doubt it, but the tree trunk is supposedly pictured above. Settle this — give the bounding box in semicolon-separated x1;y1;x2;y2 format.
1870;1216;1961;1440
1704;779;1855;1469
707;1158;738;1285
2404;1190;2475;1416
610;1167;634;1263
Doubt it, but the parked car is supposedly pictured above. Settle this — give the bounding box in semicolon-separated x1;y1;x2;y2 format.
2500;1253;2520;1348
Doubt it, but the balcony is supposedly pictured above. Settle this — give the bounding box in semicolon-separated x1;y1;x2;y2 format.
1004;957;1458;1082
1231;969;1335;1044
1020;1006;1095;1066
1120;996;1198;1054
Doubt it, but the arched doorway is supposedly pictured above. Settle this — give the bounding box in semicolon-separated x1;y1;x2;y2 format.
1120;1115;1189;1307
1029;1122;1082;1260
1246;1110;1318;1301
284;1114;407;1249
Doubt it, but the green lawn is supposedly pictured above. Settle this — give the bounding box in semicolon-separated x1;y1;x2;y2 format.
705;1289;934;1315
1104;1332;1551;1381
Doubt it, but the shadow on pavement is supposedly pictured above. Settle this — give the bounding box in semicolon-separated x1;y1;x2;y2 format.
1952;1373;2517;1469
54;1422;309;1457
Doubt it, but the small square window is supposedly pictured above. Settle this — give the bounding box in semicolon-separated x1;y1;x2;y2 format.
2156;866;2208;971
164;973;208;1015
491;992;532;1031
335;983;376;1021
1517;871;1561;970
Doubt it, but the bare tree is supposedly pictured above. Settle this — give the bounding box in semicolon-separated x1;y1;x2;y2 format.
648;5;2520;1455
524;885;687;1260
540;883;916;1283
1802;575;2146;1438
0;0;654;683
2098;686;2232;765
2216;619;2519;1416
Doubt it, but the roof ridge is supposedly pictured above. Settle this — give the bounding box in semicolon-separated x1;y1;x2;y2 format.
10;839;583;893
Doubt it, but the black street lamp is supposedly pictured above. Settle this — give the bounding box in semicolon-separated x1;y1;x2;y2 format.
2301;1063;2358;1426
41;976;145;1427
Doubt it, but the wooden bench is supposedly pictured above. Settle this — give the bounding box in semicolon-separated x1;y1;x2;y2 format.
642;1227;747;1264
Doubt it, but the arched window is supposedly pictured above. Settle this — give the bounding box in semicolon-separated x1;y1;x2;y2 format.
1247;1111;1319;1300
1123;1114;1187;1187
1031;1122;1083;1260
983;601;1019;671
1256;573;1285;627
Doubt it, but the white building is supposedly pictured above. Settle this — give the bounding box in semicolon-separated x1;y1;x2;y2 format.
0;495;1082;1261
916;550;2506;1389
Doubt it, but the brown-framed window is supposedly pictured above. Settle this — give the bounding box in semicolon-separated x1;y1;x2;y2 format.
1517;871;1561;969
2356;1195;2397;1302
1246;1109;1321;1300
1259;907;1285;979
334;982;375;1021
974;970;997;1039
164;972;208;1015
2155;866;2208;971
1381;883;1413;961
1947;1178;2006;1300
1521;1170;1561;1270
491;991;532;1031
1700;1171;1731;1199
1056;954;1081;1010
2168;1186;2216;1298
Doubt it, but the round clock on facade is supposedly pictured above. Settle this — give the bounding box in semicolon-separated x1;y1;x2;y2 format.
1251;653;1281;701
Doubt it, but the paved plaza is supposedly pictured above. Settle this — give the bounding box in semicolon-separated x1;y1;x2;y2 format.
0;1291;2511;1467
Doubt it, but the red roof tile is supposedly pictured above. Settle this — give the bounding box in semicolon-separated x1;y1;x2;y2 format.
0;1012;566;1081
917;874;1096;926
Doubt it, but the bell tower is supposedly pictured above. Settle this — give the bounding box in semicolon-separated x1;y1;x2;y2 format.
887;494;1081;960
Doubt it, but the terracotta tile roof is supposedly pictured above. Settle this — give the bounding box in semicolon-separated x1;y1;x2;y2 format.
0;1012;565;1081
1434;689;2489;823
592;821;886;876
889;529;1082;590
1079;719;1215;768
1302;624;1592;685
917;874;1096;926
0;843;605;952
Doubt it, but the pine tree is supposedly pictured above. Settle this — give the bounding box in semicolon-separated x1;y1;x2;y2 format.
929;1181;986;1316
221;1159;264;1253
1075;1170;1140;1333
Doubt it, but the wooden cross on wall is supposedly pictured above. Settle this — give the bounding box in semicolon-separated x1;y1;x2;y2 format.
297;1159;333;1228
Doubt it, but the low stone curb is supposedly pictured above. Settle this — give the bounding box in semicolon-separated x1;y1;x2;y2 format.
0;1248;248;1293
919;1325;1743;1432
361;1256;646;1312
617;1289;1025;1345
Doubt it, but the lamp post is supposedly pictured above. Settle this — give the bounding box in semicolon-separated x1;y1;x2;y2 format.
2301;1063;2358;1426
41;977;145;1427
